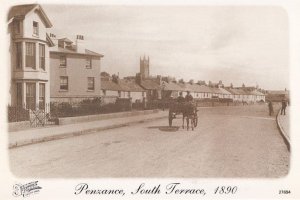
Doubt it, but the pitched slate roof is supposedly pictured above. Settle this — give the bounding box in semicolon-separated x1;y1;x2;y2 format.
8;4;52;28
218;88;232;95
85;49;103;57
119;80;145;92
186;83;201;92
197;85;212;93
267;90;289;95
8;4;37;20
50;47;104;57
140;79;160;90
209;87;222;94
235;88;248;95
177;83;212;93
249;90;265;96
225;88;247;95
226;88;241;95
162;81;183;91
59;38;73;43
101;80;122;91
177;83;187;91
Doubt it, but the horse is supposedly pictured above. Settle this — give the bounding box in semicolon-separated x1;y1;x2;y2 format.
181;103;198;131
169;102;198;131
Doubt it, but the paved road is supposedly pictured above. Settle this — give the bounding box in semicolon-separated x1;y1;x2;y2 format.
9;104;289;178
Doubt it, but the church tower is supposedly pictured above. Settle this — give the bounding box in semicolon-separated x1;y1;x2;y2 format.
140;55;150;79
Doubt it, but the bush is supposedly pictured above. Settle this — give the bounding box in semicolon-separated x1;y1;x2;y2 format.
50;102;73;117
8;106;29;122
78;98;102;115
50;97;134;118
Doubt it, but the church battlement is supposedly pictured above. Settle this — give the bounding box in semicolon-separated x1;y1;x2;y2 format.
140;55;150;79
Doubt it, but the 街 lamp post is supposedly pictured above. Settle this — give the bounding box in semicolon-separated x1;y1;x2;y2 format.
162;82;166;111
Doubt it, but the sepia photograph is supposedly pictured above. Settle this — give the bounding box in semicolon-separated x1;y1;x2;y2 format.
1;0;300;199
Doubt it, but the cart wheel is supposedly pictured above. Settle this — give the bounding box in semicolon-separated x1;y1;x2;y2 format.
168;112;173;127
194;116;198;127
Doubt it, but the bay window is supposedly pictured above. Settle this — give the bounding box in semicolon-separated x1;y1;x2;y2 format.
39;44;45;70
25;42;36;69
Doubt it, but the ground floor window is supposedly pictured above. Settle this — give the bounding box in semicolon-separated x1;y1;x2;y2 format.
87;77;95;90
39;83;45;110
16;82;22;107
26;83;36;110
60;76;68;90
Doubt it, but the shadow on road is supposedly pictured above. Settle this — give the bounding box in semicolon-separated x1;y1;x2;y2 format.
147;126;180;132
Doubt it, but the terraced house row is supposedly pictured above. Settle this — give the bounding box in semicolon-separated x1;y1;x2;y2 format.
7;4;265;112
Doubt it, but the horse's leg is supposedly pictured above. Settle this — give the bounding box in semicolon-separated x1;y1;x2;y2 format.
186;117;189;130
191;116;194;131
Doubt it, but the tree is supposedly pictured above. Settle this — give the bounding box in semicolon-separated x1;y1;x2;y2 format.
101;71;110;77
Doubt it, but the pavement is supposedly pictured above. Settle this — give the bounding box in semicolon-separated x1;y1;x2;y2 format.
277;106;290;151
9;104;289;178
8;110;169;149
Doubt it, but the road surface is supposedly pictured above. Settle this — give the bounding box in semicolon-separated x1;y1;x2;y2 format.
9;104;289;178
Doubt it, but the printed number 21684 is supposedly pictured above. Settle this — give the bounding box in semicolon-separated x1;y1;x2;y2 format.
279;190;291;194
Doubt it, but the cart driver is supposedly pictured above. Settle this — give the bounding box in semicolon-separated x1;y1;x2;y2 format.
177;92;185;104
185;91;193;102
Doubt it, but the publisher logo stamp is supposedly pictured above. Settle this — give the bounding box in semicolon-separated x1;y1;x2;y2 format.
13;181;42;197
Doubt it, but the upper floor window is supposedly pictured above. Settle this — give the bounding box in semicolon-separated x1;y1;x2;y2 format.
33;21;39;36
86;57;92;69
25;42;36;69
87;77;95;90
60;76;68;90
14;20;20;34
39;44;45;70
60;56;66;67
15;42;22;69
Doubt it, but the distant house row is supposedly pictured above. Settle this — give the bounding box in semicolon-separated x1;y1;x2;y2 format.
100;72;266;104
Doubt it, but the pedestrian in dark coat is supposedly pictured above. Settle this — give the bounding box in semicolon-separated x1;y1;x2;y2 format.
281;99;287;115
268;101;274;116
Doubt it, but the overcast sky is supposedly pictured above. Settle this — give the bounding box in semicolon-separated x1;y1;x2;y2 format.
42;5;289;90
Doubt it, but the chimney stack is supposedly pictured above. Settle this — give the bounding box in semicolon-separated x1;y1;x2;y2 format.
76;34;85;53
49;33;58;47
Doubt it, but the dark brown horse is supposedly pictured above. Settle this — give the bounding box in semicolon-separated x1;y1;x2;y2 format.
182;103;198;130
169;102;198;130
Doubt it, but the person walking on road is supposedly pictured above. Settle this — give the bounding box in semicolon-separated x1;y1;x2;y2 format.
281;99;287;115
268;101;274;116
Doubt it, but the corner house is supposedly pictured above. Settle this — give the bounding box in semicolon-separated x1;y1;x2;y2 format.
7;4;54;110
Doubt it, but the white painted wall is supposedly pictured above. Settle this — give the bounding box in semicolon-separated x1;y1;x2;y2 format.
131;91;144;102
23;11;47;41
